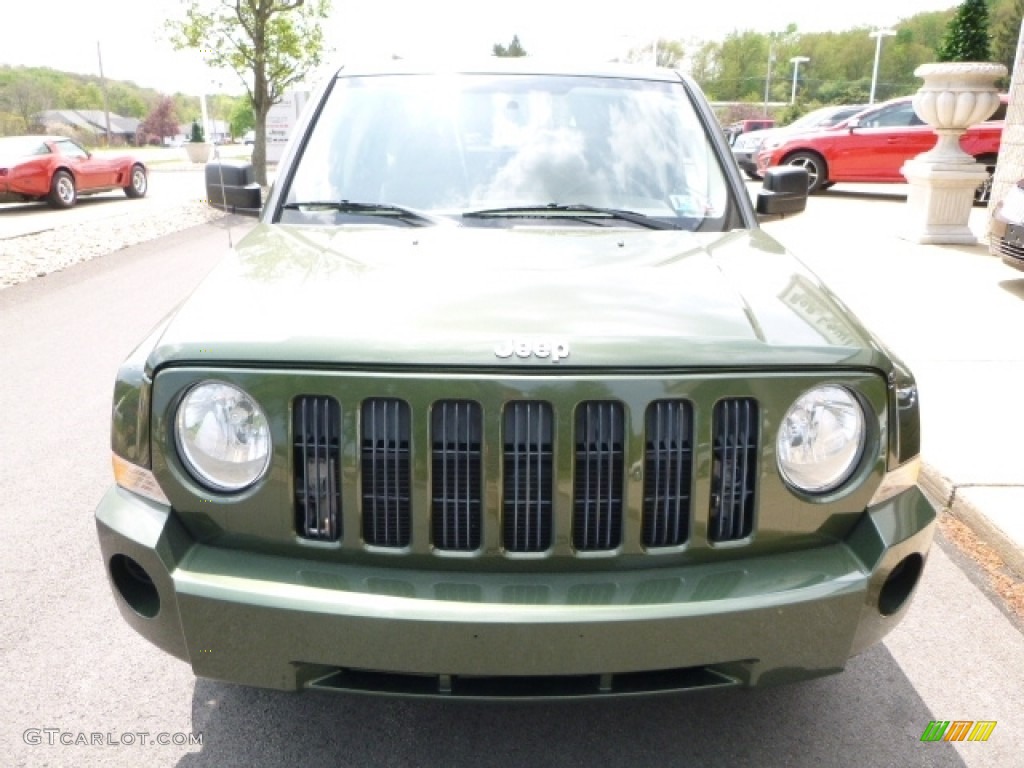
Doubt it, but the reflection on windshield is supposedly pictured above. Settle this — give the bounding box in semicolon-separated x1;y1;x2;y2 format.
284;74;732;229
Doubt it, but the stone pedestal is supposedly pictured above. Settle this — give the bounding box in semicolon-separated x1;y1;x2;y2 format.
901;62;1006;245
902;157;989;244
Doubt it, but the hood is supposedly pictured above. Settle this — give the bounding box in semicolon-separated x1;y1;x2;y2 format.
147;223;888;371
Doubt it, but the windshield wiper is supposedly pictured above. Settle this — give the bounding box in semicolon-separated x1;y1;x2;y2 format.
462;204;684;230
282;200;439;226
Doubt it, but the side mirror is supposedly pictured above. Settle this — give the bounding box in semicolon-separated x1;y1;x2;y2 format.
756;165;808;220
847;117;861;132
205;161;262;217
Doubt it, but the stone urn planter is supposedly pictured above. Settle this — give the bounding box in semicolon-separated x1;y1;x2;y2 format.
185;141;213;164
901;62;1006;244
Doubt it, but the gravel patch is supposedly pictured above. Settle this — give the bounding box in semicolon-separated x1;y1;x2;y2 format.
0;200;226;290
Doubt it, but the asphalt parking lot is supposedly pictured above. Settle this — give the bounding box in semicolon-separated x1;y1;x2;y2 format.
0;177;1021;767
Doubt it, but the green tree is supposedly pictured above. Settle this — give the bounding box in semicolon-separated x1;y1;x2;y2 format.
493;35;527;57
229;95;256;137
2;77;55;132
108;84;148;118
625;39;685;68
714;31;771;101
168;0;332;185
938;0;991;61
990;0;1024;81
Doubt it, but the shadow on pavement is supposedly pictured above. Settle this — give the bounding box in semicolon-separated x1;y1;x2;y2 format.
817;188;907;203
999;278;1024;301
180;644;965;768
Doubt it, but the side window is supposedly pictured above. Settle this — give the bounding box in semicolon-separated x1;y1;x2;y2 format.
55;140;89;159
864;103;922;128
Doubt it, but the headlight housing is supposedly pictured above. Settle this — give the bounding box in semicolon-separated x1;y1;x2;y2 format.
777;385;865;494
175;381;272;491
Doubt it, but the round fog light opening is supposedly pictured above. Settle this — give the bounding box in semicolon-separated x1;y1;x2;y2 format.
879;553;924;616
110;554;160;618
777;385;865;493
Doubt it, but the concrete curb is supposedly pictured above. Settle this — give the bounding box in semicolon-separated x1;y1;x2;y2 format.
920;462;1024;578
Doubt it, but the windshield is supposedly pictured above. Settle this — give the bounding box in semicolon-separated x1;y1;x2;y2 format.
0;137;50;163
282;73;736;231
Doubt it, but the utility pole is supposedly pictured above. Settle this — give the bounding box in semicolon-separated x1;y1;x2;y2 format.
869;29;896;104
97;41;112;146
764;38;775;116
790;56;809;105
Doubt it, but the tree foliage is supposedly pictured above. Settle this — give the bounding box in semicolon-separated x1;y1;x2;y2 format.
695;9;968;105
991;0;1024;78
623;39;685;68
229;97;256;136
0;64;202;137
168;0;332;184
493;35;527;57
938;0;991;61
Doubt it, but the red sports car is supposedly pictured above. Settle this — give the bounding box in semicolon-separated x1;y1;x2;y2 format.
755;95;1005;201
0;135;147;209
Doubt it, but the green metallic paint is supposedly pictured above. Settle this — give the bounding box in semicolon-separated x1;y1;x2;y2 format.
95;63;936;694
94;480;933;693
144;367;890;571
110;319;174;466
140;224;894;372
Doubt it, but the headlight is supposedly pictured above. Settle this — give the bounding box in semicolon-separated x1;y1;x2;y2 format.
777;386;865;493
175;381;271;491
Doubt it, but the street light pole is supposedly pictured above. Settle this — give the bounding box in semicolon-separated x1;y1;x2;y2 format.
869;29;897;104
764;39;775;116
790;56;809;105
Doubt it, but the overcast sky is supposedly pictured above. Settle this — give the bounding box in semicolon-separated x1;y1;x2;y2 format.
1;0;960;95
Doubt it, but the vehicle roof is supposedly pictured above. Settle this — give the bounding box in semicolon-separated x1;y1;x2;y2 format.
0;135;66;143
330;58;685;82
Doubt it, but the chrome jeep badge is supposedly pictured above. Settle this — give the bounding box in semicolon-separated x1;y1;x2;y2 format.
494;339;570;363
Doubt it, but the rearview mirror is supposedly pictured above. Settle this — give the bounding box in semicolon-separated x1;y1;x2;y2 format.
756;165;808;220
204;161;262;217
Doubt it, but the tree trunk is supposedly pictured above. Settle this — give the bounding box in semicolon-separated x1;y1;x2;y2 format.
252;104;270;187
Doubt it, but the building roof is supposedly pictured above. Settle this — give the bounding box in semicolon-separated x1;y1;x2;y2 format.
35;109;140;136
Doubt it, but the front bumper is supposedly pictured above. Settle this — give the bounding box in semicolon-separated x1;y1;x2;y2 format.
96;485;935;697
731;150;758;175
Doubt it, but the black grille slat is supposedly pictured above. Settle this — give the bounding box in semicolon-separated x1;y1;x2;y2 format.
362;398;411;547
431;401;483;551
503;402;553;552
573;402;624;551
643;400;693;547
710;398;758;542
294;396;341;541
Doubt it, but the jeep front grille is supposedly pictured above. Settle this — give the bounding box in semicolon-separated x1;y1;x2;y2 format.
642;400;693;547
362;398;412;547
573;401;624;551
293;395;760;552
432;400;482;551
710;398;758;542
503;401;554;553
294;396;342;541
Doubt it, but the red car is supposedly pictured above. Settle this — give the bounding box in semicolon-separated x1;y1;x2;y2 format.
0;135;147;209
755;95;1006;201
